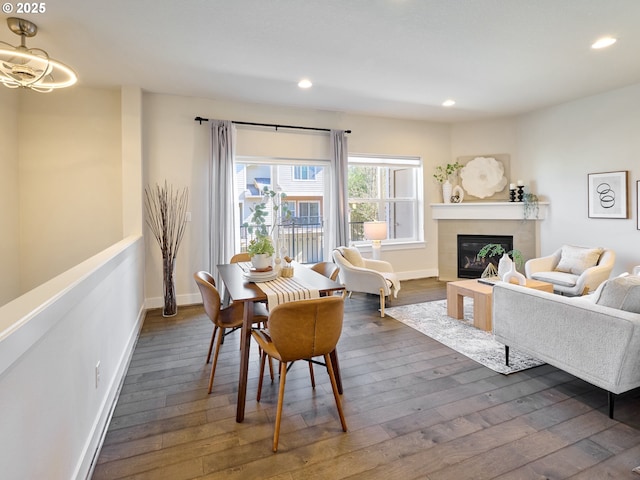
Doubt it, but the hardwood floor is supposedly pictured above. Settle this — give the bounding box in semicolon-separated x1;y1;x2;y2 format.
93;278;640;479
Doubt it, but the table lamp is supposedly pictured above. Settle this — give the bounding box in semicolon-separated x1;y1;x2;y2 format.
363;221;387;260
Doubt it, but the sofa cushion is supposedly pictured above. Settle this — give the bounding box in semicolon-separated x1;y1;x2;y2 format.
555;245;603;275
595;276;640;313
531;270;578;287
339;247;365;267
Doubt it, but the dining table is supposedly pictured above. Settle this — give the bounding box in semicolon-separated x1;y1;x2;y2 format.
217;261;346;422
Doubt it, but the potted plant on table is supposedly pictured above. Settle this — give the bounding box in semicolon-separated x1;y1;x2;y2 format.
242;186;292;269
246;235;276;269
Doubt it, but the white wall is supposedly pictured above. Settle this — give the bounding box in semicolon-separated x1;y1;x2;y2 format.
0;236;145;480
142;93;451;306
0;88;20;304
452;82;640;275
18;87;123;294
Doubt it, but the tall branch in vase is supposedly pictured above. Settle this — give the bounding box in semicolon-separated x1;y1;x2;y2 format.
144;182;189;317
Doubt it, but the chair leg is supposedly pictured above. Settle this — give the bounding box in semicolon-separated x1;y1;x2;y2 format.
206;325;218;364
325;354;348;432
257;350;267;402
208;326;224;394
308;361;316;389
379;288;385;317
273;361;288;452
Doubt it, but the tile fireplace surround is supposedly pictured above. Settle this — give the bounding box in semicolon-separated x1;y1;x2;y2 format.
431;202;549;281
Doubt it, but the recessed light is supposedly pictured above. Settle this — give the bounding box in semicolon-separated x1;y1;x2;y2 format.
591;37;617;49
442;99;456;107
298;79;313;89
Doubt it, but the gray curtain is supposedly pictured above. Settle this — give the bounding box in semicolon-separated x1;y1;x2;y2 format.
209;120;237;287
329;129;349;249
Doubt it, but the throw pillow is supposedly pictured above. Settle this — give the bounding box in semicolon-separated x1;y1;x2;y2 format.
555;245;603;275
595;276;640;313
340;247;365;267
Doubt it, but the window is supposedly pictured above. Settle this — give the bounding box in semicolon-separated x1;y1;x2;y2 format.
348;155;423;244
235;159;328;263
294;165;321;180
298;201;321;224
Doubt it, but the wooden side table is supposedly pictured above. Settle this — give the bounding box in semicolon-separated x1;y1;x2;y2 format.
446;278;554;331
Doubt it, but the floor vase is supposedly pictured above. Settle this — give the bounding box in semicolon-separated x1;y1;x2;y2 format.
163;256;177;317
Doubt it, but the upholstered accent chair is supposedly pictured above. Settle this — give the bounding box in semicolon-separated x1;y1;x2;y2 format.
331;246;400;316
525;245;615;296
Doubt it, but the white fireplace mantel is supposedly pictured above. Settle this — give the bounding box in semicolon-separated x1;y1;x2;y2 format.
430;201;549;220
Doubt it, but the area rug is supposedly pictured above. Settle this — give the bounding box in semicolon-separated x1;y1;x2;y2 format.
385;299;544;375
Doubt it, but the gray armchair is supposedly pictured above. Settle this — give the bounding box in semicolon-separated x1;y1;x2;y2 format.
525;245;615;296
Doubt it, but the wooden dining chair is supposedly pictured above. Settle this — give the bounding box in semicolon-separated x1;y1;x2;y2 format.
310;261;340;282
252;296;348;452
230;252;251;264
194;271;268;393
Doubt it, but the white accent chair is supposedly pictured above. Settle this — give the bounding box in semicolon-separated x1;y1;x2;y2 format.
525;245;615;296
332;246;400;317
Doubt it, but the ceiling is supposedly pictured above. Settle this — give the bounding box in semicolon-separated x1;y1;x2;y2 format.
3;0;640;122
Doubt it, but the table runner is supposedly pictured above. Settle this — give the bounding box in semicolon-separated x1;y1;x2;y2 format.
256;276;320;310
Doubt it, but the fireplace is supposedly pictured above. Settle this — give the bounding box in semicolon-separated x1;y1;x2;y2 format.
457;234;513;279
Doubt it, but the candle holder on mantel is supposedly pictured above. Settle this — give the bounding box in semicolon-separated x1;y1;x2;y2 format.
509;188;516;202
517;185;524;202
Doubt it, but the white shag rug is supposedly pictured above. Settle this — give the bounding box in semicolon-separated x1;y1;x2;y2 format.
385;299;544;375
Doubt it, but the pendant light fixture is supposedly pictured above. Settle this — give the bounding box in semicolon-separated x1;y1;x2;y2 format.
0;17;77;92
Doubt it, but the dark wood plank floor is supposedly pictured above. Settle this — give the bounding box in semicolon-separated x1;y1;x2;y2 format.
92;278;640;479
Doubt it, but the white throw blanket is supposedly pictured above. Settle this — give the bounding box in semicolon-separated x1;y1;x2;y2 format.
256;276;320;310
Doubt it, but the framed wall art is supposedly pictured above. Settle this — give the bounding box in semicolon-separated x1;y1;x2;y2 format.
588;170;628;219
637;181;640;230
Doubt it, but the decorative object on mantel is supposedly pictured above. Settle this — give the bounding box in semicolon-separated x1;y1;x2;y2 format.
523;192;539;220
433;161;462;204
457;154;511;201
460;156;508;199
145;181;189;317
451;185;464;203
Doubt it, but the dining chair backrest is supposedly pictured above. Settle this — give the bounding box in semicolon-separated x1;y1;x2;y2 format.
310;261;340;281
267;296;344;363
230;253;251;263
194;271;223;325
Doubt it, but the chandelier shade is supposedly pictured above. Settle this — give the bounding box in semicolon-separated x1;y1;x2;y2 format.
0;17;77;92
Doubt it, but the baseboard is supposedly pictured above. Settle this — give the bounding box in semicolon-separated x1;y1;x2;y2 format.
396;269;439;281
77;304;145;480
144;292;202;310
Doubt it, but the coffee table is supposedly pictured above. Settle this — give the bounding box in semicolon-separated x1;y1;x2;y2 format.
446;278;554;331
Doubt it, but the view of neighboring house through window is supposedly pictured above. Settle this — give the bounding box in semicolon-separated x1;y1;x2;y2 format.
348;155;423;244
235;159;328;263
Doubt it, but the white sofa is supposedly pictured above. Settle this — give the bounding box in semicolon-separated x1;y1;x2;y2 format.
492;276;640;418
332;246;400;317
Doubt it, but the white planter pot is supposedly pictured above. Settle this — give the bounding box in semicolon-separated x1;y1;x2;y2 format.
251;253;272;270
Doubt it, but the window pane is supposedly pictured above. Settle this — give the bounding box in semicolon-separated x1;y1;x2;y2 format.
236;161;326;263
348;155;422;244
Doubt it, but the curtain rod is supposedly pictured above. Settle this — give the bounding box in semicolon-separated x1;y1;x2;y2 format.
194;116;351;134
